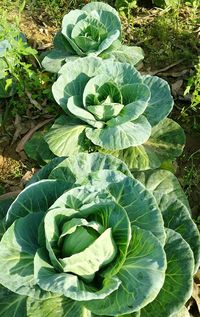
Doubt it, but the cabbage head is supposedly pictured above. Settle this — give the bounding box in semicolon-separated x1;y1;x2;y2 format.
0;153;199;317
45;57;185;171
42;2;143;73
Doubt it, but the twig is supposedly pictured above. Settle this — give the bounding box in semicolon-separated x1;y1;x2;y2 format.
148;59;185;76
0;190;20;201
25;89;42;110
16;117;53;153
0;179;19;185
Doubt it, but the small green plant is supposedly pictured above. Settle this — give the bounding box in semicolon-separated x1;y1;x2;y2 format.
153;0;199;8
182;149;200;198
0;13;37;99
43;56;185;171
42;1;143;73
184;57;200;113
0;152;199;317
115;0;137;18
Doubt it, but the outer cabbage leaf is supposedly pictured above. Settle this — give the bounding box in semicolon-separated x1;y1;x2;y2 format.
27;296;91;317
41;32;77;73
134;169;200;273
143;75;174;126
27;157;66;186
24;131;55;165
48;152;132;183
85;116;151;150
44;115;87;157
0;285;27;317
172;306;190;317
113;118;185;171
102;44;144;66
140;229;194;317
52;57;102;109
0;212;51;299
6;179;69;226
0;196;16;239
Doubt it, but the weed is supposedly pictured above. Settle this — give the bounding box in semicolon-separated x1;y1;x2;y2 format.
127;5;199;69
183;58;200;113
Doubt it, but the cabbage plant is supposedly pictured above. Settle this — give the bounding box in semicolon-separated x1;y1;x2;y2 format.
42;2;143;73
0;153;199;317
45;56;185;171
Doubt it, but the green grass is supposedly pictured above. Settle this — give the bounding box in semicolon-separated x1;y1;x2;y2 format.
123;5;199;69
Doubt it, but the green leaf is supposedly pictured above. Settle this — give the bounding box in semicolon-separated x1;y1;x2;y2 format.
45;115;87;157
0;76;16;98
46;186;131;277
48;187;105;215
84;226;166;316
34;247;121;301
27;157;66;186
0;39;11;57
141;229;194;317
67;95;104;128
118;118;185;170
27;295;91;317
42;29;77;72
24;131;55;165
121;83;150;106
107;84;150;125
161;200;200;273
101;59;142;86
6;179;68;226
83;1;120;18
52;56;102;109
134;169;190;212
73;36;99;53
106;175;166;245
60;218;103;256
88;103;124;121
146;118;185;160
49;152;131;183
86;116;151;150
60;228;117;282
42;50;73;73
61;10;87;56
172;306;190;317
143;75;174;126
0;212;50;299
133;170;200;272
96;29;120;55
102;44;144;66
0;197;16;240
53;31;75;54
85;4;121;34
0;285;27;317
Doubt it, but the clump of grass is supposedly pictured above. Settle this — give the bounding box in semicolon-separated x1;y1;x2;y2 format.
123;5;199;69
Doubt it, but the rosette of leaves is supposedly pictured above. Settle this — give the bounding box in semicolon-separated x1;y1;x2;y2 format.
0;152;199;317
45;56;185;171
42;1;143;73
